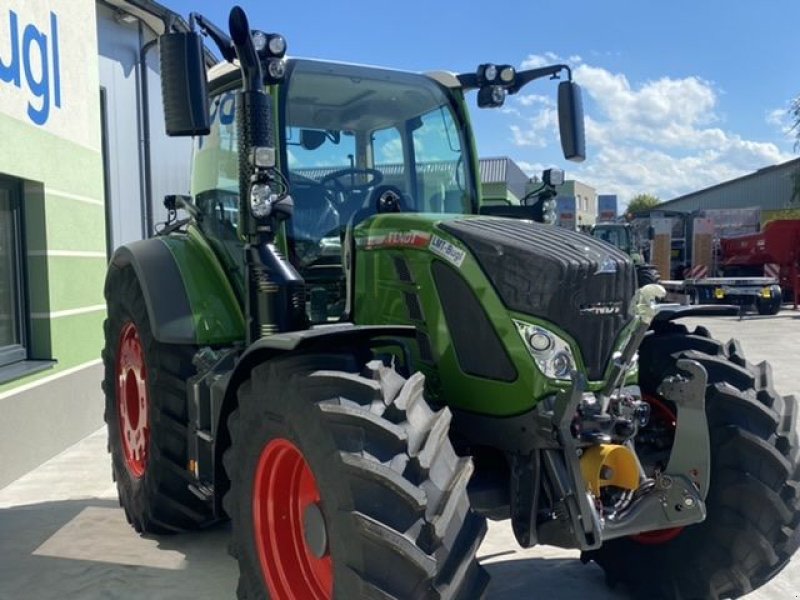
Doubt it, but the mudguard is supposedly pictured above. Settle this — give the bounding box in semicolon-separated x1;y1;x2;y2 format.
651;304;738;323
106;231;245;345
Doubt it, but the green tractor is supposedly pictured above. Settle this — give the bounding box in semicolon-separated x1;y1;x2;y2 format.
591;221;661;287
102;7;800;599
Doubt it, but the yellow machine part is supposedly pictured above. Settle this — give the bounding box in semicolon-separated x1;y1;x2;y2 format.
580;444;640;496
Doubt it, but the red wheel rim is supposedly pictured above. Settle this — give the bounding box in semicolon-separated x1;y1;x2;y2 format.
253;438;333;599
115;321;149;479
630;394;684;545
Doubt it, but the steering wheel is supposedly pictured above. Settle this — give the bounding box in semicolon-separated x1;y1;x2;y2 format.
319;168;384;193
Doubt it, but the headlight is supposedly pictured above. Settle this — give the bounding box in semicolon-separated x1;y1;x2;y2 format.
515;320;577;380
552;351;572;378
761;287;772;298
714;288;725;299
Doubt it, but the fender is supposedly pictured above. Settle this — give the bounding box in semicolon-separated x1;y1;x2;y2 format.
106;230;245;345
651;304;738;324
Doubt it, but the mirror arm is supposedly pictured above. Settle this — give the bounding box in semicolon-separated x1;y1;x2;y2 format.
508;64;571;95
190;12;236;63
457;63;572;93
456;73;480;91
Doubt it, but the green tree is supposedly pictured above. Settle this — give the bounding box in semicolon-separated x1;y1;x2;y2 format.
626;193;661;216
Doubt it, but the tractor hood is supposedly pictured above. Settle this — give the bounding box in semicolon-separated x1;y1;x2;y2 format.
439;217;636;379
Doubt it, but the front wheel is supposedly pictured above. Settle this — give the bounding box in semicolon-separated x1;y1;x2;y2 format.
635;264;661;288
102;266;214;533
223;354;488;599
756;296;782;316
584;322;800;599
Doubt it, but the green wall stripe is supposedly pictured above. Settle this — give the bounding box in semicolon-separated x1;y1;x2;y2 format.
25;193;107;254
27;256;106;314
0;309;105;394
48;310;105;365
0;114;103;201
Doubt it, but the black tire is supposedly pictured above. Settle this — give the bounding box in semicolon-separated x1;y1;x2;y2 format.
636;265;661;288
102;266;214;533
584;322;800;599
756;297;781;316
223;354;488;599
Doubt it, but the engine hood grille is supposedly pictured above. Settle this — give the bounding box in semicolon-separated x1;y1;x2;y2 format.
439;218;636;379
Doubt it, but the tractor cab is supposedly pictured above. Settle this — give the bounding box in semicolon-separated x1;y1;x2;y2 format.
192;59;480;322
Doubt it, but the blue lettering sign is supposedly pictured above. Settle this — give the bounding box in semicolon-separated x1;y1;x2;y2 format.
199;92;235;148
0;10;62;126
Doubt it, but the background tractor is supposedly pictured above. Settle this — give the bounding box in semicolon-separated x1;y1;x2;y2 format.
102;6;800;599
591;221;661;287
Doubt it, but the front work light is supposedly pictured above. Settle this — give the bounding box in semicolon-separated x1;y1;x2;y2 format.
480;63;498;83
250;182;276;218
499;65;516;83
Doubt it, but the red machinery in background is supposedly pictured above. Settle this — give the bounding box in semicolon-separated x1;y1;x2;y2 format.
720;219;800;308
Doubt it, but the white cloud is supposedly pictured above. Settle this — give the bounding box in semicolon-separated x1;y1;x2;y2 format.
379;138;403;163
503;53;794;207
767;107;788;128
520;52;562;69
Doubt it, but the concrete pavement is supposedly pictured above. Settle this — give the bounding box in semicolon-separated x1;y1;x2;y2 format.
1;309;799;599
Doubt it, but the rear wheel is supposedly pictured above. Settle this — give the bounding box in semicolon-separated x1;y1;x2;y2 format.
584;322;800;599
224;354;488;599
102;266;214;533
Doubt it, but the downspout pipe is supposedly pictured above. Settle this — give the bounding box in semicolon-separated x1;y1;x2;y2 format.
138;25;157;238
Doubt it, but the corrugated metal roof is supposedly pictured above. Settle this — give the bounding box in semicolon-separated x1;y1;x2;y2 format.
479;158;507;184
657;157;800;213
479;157;529;199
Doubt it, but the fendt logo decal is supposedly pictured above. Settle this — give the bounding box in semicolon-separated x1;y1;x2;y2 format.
358;230;431;250
579;302;622;316
0;10;62;126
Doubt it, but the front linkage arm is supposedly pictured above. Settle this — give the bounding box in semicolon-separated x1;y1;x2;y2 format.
514;285;711;550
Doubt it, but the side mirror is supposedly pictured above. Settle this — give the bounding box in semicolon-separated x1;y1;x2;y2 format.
557;81;585;162
159;32;210;137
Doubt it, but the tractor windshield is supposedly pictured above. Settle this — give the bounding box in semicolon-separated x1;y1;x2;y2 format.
282;59;476;265
593;225;631;254
191;60;477;315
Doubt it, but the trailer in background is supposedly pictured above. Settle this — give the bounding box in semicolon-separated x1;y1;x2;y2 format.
661;277;783;315
633;207;791;314
720;219;800;307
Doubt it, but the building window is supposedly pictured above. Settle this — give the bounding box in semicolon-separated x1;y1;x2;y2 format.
0;176;26;367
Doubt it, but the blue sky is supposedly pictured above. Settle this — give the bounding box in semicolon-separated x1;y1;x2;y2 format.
168;0;799;206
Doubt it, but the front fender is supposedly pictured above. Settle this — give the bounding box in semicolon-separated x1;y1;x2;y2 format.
106;231;245;345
